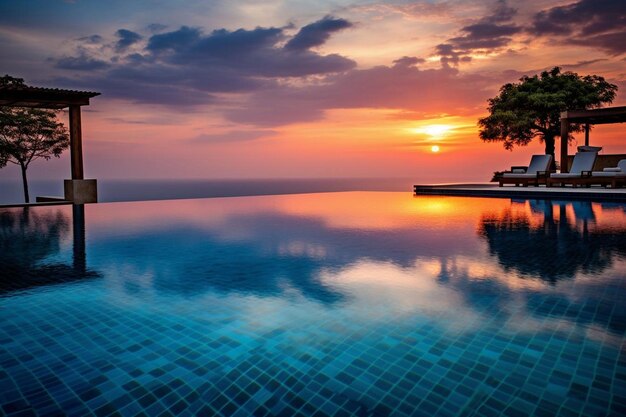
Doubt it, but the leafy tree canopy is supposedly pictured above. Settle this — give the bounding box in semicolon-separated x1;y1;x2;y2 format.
0;75;69;202
478;67;617;158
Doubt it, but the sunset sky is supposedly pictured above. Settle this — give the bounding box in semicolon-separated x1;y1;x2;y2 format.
1;0;625;182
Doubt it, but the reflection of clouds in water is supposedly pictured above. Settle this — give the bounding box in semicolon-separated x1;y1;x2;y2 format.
317;255;626;345
278;241;327;258
320;260;483;333
86;195;626;345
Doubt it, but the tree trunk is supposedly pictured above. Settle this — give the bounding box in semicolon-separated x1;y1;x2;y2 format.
544;134;557;171
20;163;30;203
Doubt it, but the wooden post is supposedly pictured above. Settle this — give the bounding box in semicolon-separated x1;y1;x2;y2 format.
584;123;590;146
72;204;86;274
560;113;569;173
69;105;84;180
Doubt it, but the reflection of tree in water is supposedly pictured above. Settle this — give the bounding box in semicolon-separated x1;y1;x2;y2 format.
0;207;98;294
435;256;626;335
478;201;626;283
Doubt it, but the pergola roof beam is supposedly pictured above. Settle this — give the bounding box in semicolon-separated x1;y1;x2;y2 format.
0;86;100;109
560;106;626;173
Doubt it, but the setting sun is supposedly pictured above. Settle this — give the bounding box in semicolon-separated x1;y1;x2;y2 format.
431;145;440;153
410;124;453;138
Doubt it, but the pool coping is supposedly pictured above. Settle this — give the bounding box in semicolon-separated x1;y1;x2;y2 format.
0;201;72;209
414;183;626;202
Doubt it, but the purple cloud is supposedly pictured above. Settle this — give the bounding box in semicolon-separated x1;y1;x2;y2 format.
54;53;110;71
530;0;626;54
226;63;492;127
435;0;521;67
115;29;142;52
49;19;356;107
285;16;352;51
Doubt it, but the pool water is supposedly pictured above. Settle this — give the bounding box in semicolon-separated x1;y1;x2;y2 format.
1;192;625;417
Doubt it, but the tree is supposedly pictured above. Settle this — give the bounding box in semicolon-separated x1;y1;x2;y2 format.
478;67;617;166
0;75;70;203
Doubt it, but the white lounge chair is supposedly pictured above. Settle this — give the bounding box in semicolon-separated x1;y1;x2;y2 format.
589;159;626;188
547;152;598;187
499;154;553;187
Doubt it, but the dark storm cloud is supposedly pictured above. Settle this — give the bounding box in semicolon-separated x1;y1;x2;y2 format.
285;16;352;51
115;29;142;52
530;0;626;54
436;0;521;67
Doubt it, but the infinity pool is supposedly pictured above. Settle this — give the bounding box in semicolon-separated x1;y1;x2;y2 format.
1;192;625;417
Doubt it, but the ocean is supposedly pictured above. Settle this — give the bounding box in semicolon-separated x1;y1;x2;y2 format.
0;178;416;205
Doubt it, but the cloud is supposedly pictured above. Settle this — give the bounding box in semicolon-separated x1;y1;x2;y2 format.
54;53;110;71
434;0;521;67
115;29;142;52
146;26;202;52
285;16;352;51
392;56;425;68
530;0;626;54
189;130;277;143
149;25;355;78
347;1;453;21
448;22;521;50
77;34;103;44
49;19;356;107
226;63;491;127
435;43;472;68
561;58;608;69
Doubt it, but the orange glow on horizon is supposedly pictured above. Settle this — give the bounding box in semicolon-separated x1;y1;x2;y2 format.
410;124;454;138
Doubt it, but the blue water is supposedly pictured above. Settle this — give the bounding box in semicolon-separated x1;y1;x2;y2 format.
1;193;626;416
0;178;415;204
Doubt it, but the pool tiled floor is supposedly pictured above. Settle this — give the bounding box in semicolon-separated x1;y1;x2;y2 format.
1;194;626;416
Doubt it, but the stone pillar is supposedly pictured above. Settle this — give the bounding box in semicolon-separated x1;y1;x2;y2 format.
65;179;97;204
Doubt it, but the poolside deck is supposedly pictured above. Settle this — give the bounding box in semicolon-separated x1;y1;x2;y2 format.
414;183;626;202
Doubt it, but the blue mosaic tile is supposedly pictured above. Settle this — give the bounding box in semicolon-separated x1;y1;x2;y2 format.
1;195;626;416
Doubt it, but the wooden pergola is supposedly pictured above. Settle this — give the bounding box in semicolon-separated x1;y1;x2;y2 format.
560;106;626;172
0;85;100;202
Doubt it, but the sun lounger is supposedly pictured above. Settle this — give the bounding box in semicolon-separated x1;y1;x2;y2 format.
588;159;626;188
499;155;552;187
547;152;598;187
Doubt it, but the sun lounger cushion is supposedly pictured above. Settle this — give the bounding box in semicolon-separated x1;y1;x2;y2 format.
525;155;552;174
502;173;542;178
590;171;626;178
568;152;597;174
594;160;626;176
550;173;590;179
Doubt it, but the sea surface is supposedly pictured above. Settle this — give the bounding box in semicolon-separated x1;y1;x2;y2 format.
0;178;415;204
